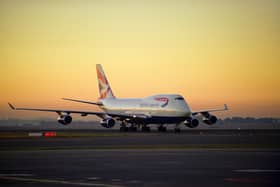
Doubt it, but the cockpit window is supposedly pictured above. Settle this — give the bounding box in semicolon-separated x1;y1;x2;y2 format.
175;97;184;101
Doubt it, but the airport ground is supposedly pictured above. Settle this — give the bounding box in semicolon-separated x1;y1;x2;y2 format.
0;129;280;186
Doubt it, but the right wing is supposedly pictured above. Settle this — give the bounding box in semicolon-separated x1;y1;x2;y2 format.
192;104;228;116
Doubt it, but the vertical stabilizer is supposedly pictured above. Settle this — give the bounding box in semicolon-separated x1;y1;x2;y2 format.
96;64;115;99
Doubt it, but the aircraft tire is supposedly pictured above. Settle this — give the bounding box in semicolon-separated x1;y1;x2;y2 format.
120;126;126;132
128;126;137;132
142;126;150;132
158;126;166;132
174;128;181;133
158;126;167;132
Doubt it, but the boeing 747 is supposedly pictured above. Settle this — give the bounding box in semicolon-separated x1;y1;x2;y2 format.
9;64;228;132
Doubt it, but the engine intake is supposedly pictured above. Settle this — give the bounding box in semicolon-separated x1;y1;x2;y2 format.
203;115;217;125
100;118;115;128
184;118;199;128
57;115;72;125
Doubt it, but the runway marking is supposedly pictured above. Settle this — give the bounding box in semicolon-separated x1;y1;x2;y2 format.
234;169;280;173
0;176;126;187
87;177;101;180
225;178;267;184
127;180;141;184
0;173;34;177
111;179;121;182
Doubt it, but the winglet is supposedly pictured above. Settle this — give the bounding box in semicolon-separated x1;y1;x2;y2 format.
8;103;16;110
224;104;228;110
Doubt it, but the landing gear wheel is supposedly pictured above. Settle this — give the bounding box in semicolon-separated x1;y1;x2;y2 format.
174;128;181;133
158;126;167;132
142;126;151;132
120;126;126;132
133;126;137;132
128;126;137;132
120;126;129;132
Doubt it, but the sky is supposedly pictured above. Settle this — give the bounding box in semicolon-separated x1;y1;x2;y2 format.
0;0;279;119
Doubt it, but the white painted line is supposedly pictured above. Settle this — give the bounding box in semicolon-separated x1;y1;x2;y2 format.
127;180;141;184
87;177;101;180
111;179;121;182
0;174;34;177
234;169;280;173
0;176;125;187
28;132;42;137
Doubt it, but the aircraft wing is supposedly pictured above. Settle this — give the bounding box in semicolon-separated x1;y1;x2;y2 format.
8;103;151;120
8;103;106;118
192;104;228;116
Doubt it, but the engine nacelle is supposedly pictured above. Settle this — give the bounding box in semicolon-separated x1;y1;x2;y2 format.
57;115;72;125
203;115;217;125
100;118;115;128
184;118;199;128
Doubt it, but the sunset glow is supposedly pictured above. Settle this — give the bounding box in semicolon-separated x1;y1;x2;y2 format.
1;0;279;119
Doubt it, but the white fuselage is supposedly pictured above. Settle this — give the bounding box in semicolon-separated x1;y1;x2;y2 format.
99;94;191;119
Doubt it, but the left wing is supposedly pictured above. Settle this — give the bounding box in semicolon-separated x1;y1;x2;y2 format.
192;104;228;116
8;103;106;118
8;103;151;120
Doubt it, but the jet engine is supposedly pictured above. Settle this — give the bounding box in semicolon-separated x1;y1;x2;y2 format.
202;112;217;125
184;118;199;128
100;118;115;128
57;115;72;125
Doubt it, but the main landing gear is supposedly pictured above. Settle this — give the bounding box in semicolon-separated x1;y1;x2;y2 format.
174;128;181;133
158;125;167;132
141;126;151;132
174;124;181;133
120;122;137;132
119;126;128;132
120;126;138;132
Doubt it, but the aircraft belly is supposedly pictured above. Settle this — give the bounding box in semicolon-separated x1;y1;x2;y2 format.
104;107;190;124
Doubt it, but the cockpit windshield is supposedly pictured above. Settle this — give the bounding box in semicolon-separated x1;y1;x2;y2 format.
174;97;184;101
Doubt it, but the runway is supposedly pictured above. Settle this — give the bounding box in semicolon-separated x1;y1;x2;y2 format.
1;149;280;187
1;130;280;150
1;130;280;186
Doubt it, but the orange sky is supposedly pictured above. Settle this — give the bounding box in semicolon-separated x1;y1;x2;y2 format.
0;0;279;119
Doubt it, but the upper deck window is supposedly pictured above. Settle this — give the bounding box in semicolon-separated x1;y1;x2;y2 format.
174;97;184;101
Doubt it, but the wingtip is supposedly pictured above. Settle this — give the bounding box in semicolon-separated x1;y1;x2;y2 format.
62;98;74;101
8;103;15;110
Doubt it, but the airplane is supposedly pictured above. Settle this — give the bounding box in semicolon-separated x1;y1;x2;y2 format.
8;64;228;132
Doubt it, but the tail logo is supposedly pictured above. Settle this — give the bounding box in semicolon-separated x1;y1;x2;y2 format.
97;66;114;99
154;97;169;107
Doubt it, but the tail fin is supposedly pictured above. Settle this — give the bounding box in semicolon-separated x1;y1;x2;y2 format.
96;64;115;99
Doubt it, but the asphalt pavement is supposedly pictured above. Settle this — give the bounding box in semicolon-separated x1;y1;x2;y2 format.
0;149;280;187
0;130;280;186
